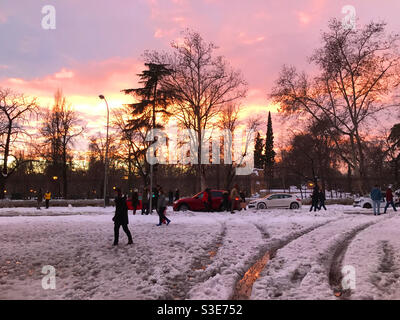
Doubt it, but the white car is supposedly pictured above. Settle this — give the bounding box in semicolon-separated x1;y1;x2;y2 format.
353;192;400;209
248;193;302;210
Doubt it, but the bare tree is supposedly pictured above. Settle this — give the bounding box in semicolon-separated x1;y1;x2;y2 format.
146;30;247;190
218;104;259;190
271;20;400;193
0;88;38;198
40;90;84;198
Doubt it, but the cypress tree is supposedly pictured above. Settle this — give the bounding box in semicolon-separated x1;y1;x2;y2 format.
264;112;276;188
254;132;264;169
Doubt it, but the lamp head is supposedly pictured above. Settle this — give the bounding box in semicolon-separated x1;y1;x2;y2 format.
99;95;105;100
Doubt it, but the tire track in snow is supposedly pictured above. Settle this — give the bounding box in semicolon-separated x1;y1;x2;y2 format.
161;223;227;300
253;224;270;240
328;222;375;299
370;241;400;298
327;215;396;299
231;220;334;300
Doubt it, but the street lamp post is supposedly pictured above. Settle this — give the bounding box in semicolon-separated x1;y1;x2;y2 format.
99;95;110;208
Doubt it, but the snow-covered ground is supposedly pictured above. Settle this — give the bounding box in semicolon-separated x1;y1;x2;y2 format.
0;204;399;300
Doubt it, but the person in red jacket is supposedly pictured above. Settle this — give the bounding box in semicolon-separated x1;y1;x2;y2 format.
384;186;398;213
202;188;213;212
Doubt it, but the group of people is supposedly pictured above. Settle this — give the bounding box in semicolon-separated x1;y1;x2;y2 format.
130;187;180;216
36;189;52;210
201;184;246;214
309;187;327;212
370;185;397;216
112;185;172;246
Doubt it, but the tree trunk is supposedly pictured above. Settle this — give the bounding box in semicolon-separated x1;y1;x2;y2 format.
62;149;68;199
0;177;5;200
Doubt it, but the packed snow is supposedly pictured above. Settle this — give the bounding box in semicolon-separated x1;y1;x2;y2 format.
0;204;399;300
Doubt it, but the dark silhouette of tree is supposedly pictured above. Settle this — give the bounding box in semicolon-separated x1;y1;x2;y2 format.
254;132;264;170
145;30;247;191
122;63;173;187
264;111;276;189
0;88;37;198
271;19;400;194
387;123;400;185
40;90;84;198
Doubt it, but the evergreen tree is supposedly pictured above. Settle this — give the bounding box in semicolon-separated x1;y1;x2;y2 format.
122;63;173;186
264;112;276;188
254;132;264;169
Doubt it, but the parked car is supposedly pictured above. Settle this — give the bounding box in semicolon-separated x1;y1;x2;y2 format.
248;193;302;210
173;190;239;212
353;192;400;209
126;198;142;211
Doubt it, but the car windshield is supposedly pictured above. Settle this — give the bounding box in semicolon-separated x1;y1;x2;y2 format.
193;192;203;199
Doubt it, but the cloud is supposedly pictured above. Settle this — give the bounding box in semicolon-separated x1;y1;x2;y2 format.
0;57;143;98
0;11;7;24
54;69;75;79
297;11;311;25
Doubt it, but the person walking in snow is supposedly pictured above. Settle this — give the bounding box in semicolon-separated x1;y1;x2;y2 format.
36;189;43;210
222;191;230;212
318;188;327;211
202;188;213;212
309;187;319;212
384;186;397;214
156;187;171;226
239;190;247;211
370;185;382;216
44;191;51;209
230;184;240;214
168;190;174;205
112;188;133;246
131;188;139;215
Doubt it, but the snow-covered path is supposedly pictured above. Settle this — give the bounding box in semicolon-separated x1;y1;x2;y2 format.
0;205;399;300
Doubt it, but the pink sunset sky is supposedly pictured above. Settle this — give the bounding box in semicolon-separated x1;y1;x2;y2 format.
1;0;400;152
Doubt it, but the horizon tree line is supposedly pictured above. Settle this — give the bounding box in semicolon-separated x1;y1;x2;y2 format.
1;20;400;199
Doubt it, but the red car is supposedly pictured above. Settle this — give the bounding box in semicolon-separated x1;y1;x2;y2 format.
126;198;142;212
173;190;240;212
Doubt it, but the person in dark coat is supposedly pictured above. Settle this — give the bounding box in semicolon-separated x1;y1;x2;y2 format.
239;190;247;211
168;190;174;205
222;191;230;212
309;187;319;212
131;188;139;215
384;186;397;213
36;189;43;210
318;188;327;211
156;187;171;226
370;185;382;216
112;188;133;246
174;188;180;201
